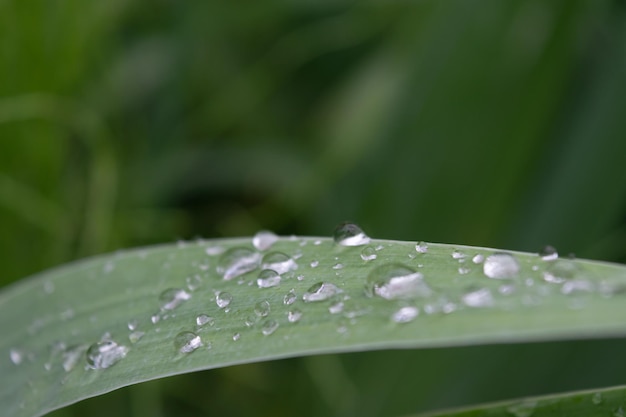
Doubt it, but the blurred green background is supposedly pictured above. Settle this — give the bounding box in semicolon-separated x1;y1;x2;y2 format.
1;0;626;416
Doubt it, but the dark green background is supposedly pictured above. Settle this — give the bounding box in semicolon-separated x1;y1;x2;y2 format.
1;1;625;416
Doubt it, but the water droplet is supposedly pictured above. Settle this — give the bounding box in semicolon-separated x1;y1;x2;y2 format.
186;275;202;291
217;247;261;280
414;242;428;254
261;319;279;336
540;245;558;261
86;340;129;369
256;269;282;288
232;332;241;341
561;279;594;294
458;267;470;275
499;284;516;295
254;300;271;317
592;392;603;405
128;331;145;344
472;254;485;264
360;246;377;261
366;264;431;300
62;345;87;372
261;252;296;275
288;309;302;323
329;300;344;314
10;349;24;365
543;260;581;284
392;306;418;323
127;320;138;331
333;222;371;247
159;288;191;311
310;260;319;268
205;245;224;256
451;250;465;260
615;407;625;417
215;292;233;309
174;331;202;353
483;253;520;279
252;230;279;251
507;400;537;417
196;314;214;327
302;282;341;302
283;289;297;305
332;263;344;270
462;288;494;308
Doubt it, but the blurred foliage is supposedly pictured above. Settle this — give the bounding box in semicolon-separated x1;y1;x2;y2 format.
1;0;625;416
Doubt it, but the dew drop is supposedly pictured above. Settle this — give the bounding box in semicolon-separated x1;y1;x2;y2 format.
543;260;581;284
415;242;428;254
310;260;319;268
186;275;202;291
592;392;603;405
540;245;558;261
205;245;224;256
62;345;86;372
86;340;129;369
159;288;191;311
507;400;537;417
261;252;296;275
451;250;465;260
256;269;282;288
472;254;485;264
458;267;470;275
196;314;214;327
174;331;202;353
366;264;431;300
561;279;593;294
215;292;233;309
261;320;279;336
302;282;341;302
232;332;241;341
360;246;377;261
128;331;145;344
127;320;138;331
283;289;297;305
254;300;271;317
615;407;625;417
10;349;24;365
462;288;494;308
332;263;344;270
333;222;371;247
329;300;344;314
288;309;302;323
483;253;520;279
252;230;279;251
392;306;418;323
217;247;261;280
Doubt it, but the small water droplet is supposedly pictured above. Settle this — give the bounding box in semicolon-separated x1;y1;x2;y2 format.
261;320;279;336
252;230;279;251
332;263;344;270
127;320;138;331
483;253;520;279
186;275;202;291
392;306;418;323
283;289;297;305
86;340;129;369
256;269;282;288
472;254;485;264
215;292;233;309
451;250;465;260
366;264;431;300
360;246;377;261
561;279;593;294
302;282;341;302
458;267;470;275
462;288;494;308
217;247;261;280
196;314;214;326
128;331;145;344
232;332;241;341
507;400;537;417
10;349;24;365
261;252;296;275
499;284;516;295
329;300;344;314
205;245;224;256
333;222;371;247
592;392;603;405
314;240;322;245
254;300;271;317
62;345;87;372
543;260;581;284
310;260;319;268
174;331;202;353
287;309;302;323
540;245;558;261
414;242;428;254
159;288;191;311
615;407;625;417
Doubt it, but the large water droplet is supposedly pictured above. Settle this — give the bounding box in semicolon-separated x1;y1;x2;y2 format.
174;331;202;353
392;306;418;323
86;340;129;369
261;320;279;336
540;245;558;261
252;230;279;251
283;289;297;305
366;264;431;300
472;254;485;264
159;288;191;311
288;309;302;323
462;288;494;308
261;252;296;275
333;222;371;247
302;282;341;302
215;292;233;309
254;300;271;317
256;269;282;288
217;247;261;280
483;253;520;279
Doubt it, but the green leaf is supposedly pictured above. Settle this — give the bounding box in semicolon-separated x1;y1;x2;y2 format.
2;236;626;417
